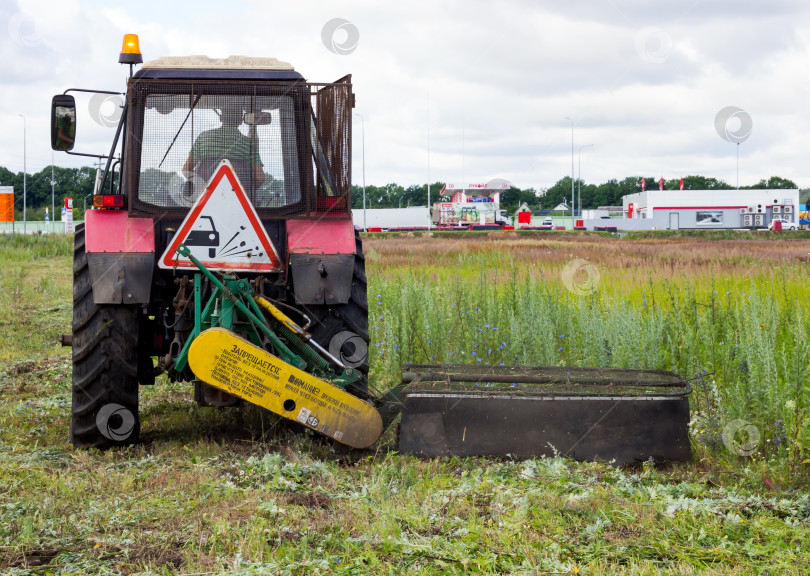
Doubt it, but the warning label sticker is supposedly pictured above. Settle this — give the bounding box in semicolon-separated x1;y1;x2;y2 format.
296;407;311;424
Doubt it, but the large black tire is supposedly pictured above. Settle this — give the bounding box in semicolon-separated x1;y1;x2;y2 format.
303;231;370;380
71;223;140;448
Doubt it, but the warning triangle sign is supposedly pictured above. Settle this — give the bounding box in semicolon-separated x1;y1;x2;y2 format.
159;160;282;272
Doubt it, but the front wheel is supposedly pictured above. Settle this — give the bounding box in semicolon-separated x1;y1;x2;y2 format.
71;223;140;448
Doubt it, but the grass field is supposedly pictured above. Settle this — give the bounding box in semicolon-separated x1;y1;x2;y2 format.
1;231;809;575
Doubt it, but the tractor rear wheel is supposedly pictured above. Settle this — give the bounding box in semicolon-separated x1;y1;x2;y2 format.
70;223;140;448
305;230;369;381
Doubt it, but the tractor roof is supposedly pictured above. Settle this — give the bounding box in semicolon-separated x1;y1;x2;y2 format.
134;55;304;81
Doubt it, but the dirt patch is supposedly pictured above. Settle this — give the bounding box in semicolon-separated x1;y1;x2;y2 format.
126;542;185;571
7;360;39;376
5;357;65;377
8;548;61;568
280;491;332;509
603;526;643;544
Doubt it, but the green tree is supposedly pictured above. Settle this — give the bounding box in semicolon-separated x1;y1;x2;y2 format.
677;175;733;190
499;186;540;214
742;176;798;189
592;179;620;207
542;177;575;210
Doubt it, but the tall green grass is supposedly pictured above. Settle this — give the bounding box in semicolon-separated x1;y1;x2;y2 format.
369;264;810;474
0;234;73;264
0;234;73;362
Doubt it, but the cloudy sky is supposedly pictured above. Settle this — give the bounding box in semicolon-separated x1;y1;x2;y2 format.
1;0;809;191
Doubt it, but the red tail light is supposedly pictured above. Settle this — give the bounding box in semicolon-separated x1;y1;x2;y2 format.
93;194;125;209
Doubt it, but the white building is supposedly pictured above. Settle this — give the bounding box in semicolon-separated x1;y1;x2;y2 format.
352;207;430;230
620;189;800;229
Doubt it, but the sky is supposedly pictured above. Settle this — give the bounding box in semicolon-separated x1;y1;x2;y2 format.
1;0;809;192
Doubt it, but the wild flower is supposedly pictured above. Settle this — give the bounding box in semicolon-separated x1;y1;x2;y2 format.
773;420;786;446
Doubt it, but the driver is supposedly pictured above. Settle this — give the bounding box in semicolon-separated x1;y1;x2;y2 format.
182;103;265;190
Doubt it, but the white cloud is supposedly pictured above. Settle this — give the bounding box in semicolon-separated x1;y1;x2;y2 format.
1;0;808;191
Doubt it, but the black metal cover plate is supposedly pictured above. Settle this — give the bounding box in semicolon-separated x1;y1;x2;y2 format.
398;393;692;465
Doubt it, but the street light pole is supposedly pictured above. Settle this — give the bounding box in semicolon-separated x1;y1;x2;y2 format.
427;97;430;230
354;112;367;231
18;114;26;234
51;149;55;234
578;144;594;219
565;117;574;221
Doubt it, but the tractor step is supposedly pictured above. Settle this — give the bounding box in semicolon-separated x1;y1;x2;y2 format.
398;364;692;465
188;328;383;448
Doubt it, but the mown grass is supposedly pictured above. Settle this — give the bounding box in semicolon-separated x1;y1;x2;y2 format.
1;232;809;575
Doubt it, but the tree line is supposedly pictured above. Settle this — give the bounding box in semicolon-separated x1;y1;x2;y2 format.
352;175;801;215
0;165;98;220
0;165;801;220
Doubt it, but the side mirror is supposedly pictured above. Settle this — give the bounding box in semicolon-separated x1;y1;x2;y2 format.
244;111;273;126
51;95;76;151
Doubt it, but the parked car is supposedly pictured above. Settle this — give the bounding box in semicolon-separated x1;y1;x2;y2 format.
769;218;798;230
541;217;554;227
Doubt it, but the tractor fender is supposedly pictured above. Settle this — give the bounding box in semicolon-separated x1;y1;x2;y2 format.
84;210;155;304
286;219;356;305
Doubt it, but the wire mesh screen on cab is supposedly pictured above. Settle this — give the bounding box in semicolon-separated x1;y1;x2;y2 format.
127;80;352;218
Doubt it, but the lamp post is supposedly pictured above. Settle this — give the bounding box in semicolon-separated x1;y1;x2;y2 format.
354;112;366;231
18;114;26;234
565;117;574;221
51;149;55;234
427;103;430;230
578;144;594;218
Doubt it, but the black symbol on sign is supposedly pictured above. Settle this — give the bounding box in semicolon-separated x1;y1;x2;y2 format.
217;225;264;259
185;215;220;258
306;416;320;427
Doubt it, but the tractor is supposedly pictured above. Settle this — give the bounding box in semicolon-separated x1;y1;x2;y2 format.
52;35;374;448
52;35;692;464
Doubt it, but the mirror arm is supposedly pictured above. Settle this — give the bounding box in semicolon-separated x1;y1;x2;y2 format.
109;159;121;194
98;101;128;195
57;88;127;162
65;151;110;160
63;88;125;97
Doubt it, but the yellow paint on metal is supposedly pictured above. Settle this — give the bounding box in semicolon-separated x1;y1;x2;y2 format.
188;327;383;448
255;296;301;334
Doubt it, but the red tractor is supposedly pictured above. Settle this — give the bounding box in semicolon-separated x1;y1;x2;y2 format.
52;36;369;448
